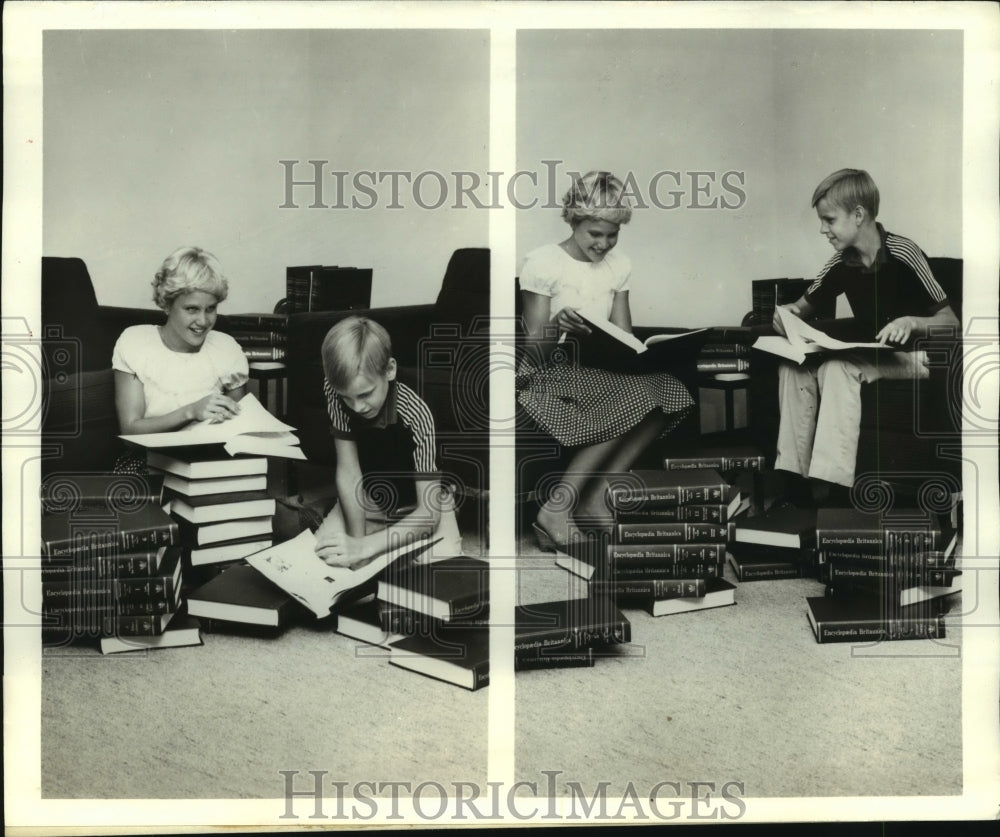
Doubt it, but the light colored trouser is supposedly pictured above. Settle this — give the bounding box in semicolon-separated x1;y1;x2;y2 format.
775;351;929;487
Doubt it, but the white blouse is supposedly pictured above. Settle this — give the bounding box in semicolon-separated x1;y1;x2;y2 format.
518;242;632;320
112;325;249;418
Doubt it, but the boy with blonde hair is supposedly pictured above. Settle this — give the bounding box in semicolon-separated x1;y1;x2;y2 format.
773;169;959;505
314;316;462;566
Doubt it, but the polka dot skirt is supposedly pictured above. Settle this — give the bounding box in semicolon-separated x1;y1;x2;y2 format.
517;359;695;448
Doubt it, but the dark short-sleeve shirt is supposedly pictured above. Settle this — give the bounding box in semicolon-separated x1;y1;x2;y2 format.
804;224;950;336
323;379;439;513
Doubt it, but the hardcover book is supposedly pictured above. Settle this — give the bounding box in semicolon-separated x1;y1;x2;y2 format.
648;577;737;617
186;563;298;628
42;546;183;605
588;577;708;601
660;443;765;473
727;552;802;581
815;508;951;553
41;504;178;561
608;469;732;511
733;505;816;549
168;490;276;525
41;545;169;581
186;536;275;567
752;308;892;365
99;612;203;654
388;624;490;691
805;595;946;643
159;471;268;497
40;472;165;515
377;556;489;623
514;597;631;654
613;496;741;524
615;522;728;544
175;516;274;547
246;529;438;618
147;447;269;480
570;308;708;363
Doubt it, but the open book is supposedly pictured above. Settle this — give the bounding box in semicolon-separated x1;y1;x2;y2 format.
120;393;305;459
751;307;890;364
244;528;439;617
562;307;708;371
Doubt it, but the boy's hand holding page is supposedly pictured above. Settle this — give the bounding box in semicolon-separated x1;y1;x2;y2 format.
753;308;889;364
245;528;439;617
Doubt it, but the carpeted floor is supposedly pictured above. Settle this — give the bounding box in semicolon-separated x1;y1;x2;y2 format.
513;539;964;800
40;528;964;801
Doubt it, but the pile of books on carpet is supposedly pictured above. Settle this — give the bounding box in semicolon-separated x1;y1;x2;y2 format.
337;556;633;690
39;472;201;654
806;507;960;644
556;454;760;616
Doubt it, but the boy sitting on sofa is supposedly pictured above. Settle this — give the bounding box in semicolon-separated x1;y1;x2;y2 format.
772;168;959;506
313;315;463;568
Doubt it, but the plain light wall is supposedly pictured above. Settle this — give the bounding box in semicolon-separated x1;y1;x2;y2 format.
43;29;490;312
517;29;963;328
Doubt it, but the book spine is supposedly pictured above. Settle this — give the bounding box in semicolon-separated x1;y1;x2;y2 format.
615;523;728;543
590;578;707;599
379;606;489;636
608;543;726;564
42;595;178;617
814;614;945;644
818;548;951;567
242;346;286;361
448;598;490;621
611;484;729;509
605;562;725;580
699;343;750;357
42;524;178;561
615;504;730;524
40;549;164;579
733;562;801;580
816;528;939;552
696;358;751;373
514;648;596;670
514;618;631;653
823;563;957;587
224;316;286;330
229;331;286;345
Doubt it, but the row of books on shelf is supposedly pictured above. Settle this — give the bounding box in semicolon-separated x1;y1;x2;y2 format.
218;312;288;363
285;264;373;314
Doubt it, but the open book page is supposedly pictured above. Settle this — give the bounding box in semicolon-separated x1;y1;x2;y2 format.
245;529;439;617
120;393;296;449
575;307;708;354
753;308;889;364
224;432;307;460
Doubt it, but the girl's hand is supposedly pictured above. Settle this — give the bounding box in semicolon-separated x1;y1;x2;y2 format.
189;393;240;423
315;532;371;569
876;316;915;346
553;306;591;335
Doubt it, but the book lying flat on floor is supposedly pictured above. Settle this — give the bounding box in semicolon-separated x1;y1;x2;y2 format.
389;624;490;691
175;515;274;546
41;504;178;561
246;529;439;618
40;472;165;514
648;577;737;617
159;471;268;497
608;469;733;510
186;563;298;628
805;595;946;643
99;613;203;654
377;556;489;622
752;307;890;365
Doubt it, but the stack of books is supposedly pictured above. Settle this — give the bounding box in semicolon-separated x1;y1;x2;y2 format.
347;556;493;691
285;264;374;314
729;503;819;582
149;447;276;578
220;312;287;365
338;555;632;689
39;473;201;653
695;340;751;377
806;508;960;644
560;469;741;617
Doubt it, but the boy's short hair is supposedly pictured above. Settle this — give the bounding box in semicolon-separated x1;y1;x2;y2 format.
322;315;393;390
811;169;880;219
152;246;229;311
562;170;633;227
